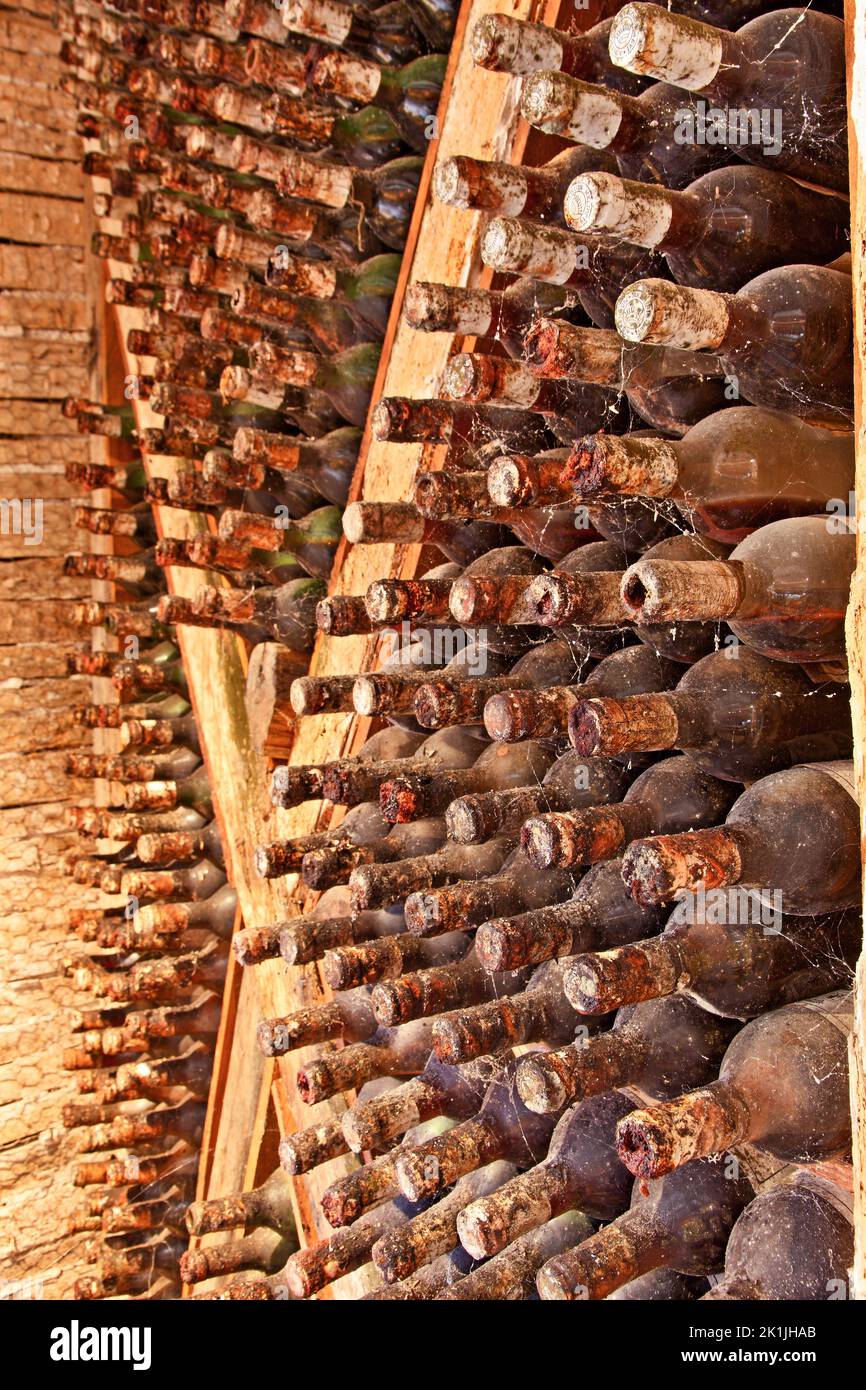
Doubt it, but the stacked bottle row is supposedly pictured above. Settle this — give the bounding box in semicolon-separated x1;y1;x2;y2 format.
201;0;857;1300
59;488;242;1298
59;0;461;703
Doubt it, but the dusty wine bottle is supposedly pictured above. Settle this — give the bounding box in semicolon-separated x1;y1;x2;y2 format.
615;991;854;1178
536;1156;753;1299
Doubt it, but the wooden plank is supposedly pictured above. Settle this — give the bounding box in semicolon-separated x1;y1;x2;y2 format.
845;0;866;1303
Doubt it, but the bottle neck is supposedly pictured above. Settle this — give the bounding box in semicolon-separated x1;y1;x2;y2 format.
616;1080;752;1179
564;936;684;1014
537;1209;669;1299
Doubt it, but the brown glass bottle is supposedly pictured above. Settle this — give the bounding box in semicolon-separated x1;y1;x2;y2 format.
342;500;506;569
484;643;682;746
614;267;853;427
622;514;854;667
378;739;555;823
404;843;581;939
564;166;849;291
395;1055;565;1201
608;4;847;192
443;351;622;437
432;146;619;227
440;1211;593;1301
180;1228;296;1285
296;1017;437;1105
469;14;645;93
411;639;594;734
523;318;731;436
446;749;629;846
537;1157;753;1299
518;994;738;1118
186;1167;295;1238
569;647;852;783
561;405;854;545
566;905;861;1021
269;725;425;810
432;959;607;1066
615;991;854;1179
349;836;516;913
405;278;583;361
255;801;391;883
474;856;667;974
323;923;469;991
457;1090;634;1258
321;726;483;811
342;1053;511;1153
257;984;377;1058
481;215;665;329
702;1170;853;1301
371;395;550;464
522;753;737;869
622;762;860;916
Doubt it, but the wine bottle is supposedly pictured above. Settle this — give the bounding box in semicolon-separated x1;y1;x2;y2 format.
281;0;425;67
255;802;391;882
349;836;516;912
522;753;737;869
442;350;620;436
441;1211;594;1300
457;1091;634;1259
342;500;507;568
474;856;667;973
186;1168;295;1238
395;1056;564;1201
615;991;854;1178
433;145;619;226
257;984;377;1058
607;4;847;191
320;1117;445;1228
378;738;555;823
123;764;213;817
364;545;546;628
432;959;605;1065
445;748;629;845
569;647;852;782
371;395;550;463
542;59;699;165
564;906;861;1019
484;642;682;745
280;1191;432;1300
372;1161;517;1284
269;726;425;810
517;995;738;1116
523;318;731;436
702;1169;853;1300
411;638;594;733
297;1017;437;1104
277;898;404;967
318;727;480;810
537;1157;753;1299
342;1053;511;1153
404;278;583;361
470;14;645;94
312;51;446;152
622;762;860;916
559;405;854;545
614;267;854;427
590;149;850;273
134;820;223;867
371;950;531;1027
180;1228;296;1284
363;1247;472;1299
481;215;666;329
74;1098;207;1153
404;845;580;938
622;514;853;668
323;924;469;991
119;859;226;904
349;637;510;724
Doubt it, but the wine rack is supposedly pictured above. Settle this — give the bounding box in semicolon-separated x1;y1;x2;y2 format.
58;0;866;1300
